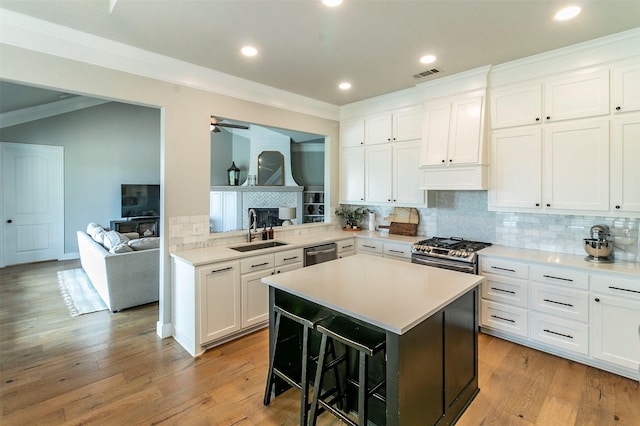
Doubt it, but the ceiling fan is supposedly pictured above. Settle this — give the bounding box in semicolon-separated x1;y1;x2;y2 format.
210;116;249;133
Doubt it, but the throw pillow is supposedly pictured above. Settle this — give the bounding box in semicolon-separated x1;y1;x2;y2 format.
128;237;160;251
91;228;107;245
86;222;101;235
109;242;134;254
102;230;130;250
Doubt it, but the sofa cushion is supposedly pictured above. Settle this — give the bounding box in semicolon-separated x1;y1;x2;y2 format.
109;242;134;254
102;230;130;250
128;237;160;251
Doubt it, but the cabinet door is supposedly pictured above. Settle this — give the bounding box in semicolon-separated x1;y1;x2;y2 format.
490;82;542;129
365;113;392;145
611;115;640;213
489;127;542;209
544;69;609;122
340;118;365;148
393;105;423;142
365;145;392;203
448;95;483;164
591;294;640;373
543;120;609;211
241;269;272;328
421;101;451;165
393;141;424;204
199;262;241;344
339;147;365;203
612;61;640;114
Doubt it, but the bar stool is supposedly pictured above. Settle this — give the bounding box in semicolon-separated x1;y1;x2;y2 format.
263;303;338;426
309;315;386;426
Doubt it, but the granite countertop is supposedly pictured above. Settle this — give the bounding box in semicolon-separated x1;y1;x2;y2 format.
480;245;640;278
262;254;482;335
170;229;423;267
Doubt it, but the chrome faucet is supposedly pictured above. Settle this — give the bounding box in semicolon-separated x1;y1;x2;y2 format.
248;209;258;242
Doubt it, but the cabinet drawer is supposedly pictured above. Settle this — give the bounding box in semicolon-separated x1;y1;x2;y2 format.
590;274;640;300
481;300;528;338
480;257;528;279
274;248;303;267
275;262;302;274
357;239;383;255
240;254;275;274
481;275;528;308
530;312;589;356
383;242;412;259
336;238;356;253
530;282;589;322
530;266;588;290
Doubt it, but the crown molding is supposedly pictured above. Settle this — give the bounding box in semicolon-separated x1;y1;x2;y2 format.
0;8;340;121
0;96;110;128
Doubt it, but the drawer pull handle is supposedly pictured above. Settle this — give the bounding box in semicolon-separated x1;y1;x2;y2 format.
211;266;233;274
363;245;377;249
251;262;270;268
543;298;574;308
543;329;573;339
608;286;640;295
491;314;515;323
491;287;516;295
491;266;516;273
543;274;573;282
341;244;354;249
388;249;405;254
283;256;299;261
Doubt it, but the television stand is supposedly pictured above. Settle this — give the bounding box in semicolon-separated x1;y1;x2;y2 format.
110;217;160;237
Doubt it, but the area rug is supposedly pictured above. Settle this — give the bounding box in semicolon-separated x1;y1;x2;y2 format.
57;268;108;316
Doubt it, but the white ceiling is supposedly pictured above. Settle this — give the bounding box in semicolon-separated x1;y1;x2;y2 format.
1;0;639;107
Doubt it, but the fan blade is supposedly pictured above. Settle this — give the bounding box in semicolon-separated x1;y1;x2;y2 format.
216;123;249;130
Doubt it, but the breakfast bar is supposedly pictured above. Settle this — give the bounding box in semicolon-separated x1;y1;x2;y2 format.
262;254;484;426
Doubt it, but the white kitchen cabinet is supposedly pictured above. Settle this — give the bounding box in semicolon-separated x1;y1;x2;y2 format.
340;118;365;148
611;115;640;213
543;120;609;212
481;300;529;338
339;147;365;203
336;238;355;258
198;261;241;345
365;141;423;205
365;105;423;146
543;69;609;122
612;61;640;114
382;241;412;262
490;82;543;129
481;274;528;308
421;94;484;166
591;274;640;374
356;238;383;256
210;191;239;232
529;312;589;356
489;127;542;210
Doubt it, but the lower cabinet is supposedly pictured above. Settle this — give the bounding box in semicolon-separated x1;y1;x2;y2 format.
336;237;355;258
357;238;412;262
198;261;241;343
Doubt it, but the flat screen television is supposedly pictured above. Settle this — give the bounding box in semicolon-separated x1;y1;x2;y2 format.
121;184;160;218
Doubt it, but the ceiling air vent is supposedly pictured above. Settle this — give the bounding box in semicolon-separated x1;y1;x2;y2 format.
413;68;441;79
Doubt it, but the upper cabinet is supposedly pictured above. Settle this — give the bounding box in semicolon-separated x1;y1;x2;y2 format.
612;60;640;114
340;118;365;148
611;114;640;213
490;69;610;129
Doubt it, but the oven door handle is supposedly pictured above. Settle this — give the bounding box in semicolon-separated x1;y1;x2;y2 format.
411;256;476;273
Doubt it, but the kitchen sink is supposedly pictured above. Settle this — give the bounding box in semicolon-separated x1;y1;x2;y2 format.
229;241;288;252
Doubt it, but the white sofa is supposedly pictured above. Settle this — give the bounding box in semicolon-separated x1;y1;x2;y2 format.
77;230;159;312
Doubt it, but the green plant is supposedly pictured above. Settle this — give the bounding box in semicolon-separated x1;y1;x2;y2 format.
334;206;369;228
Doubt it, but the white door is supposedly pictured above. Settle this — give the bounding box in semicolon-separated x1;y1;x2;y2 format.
448;95;483;164
339;147;365;203
393;141;424;205
421;101;451;165
365;145;392;203
2;142;64;266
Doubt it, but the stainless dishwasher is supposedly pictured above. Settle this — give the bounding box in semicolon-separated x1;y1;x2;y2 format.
304;242;337;266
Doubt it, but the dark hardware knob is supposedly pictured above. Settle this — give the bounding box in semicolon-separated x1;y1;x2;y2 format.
615;205;621;209
6;220;12;224
387;199;391;202
535;117;540;122
535;203;540;207
595;298;600;302
393;137;396;141
616;106;621;110
441;159;445;163
449;159;452;162
546;116;551;120
387;138;391;141
546;203;551;207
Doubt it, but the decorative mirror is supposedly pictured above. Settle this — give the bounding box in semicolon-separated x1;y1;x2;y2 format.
258;151;284;186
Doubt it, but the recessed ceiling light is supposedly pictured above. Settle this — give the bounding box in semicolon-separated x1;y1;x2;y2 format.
323;0;343;7
554;6;581;21
420;54;437;64
241;46;258;57
339;82;351;90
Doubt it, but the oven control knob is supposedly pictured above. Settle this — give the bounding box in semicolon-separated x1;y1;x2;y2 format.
424;247;431;253
460;251;469;258
451;250;460;257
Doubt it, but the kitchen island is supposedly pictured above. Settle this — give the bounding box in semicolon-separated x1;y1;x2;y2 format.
262;254;483;426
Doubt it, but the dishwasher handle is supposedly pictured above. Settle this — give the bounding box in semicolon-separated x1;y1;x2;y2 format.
305;247;336;256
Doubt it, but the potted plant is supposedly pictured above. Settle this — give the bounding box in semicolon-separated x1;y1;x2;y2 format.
334;206;369;231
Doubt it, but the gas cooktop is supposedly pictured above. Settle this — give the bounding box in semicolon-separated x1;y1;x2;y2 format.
411;237;492;262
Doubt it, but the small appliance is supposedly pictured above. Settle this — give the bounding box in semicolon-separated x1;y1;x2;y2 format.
584;224;614;263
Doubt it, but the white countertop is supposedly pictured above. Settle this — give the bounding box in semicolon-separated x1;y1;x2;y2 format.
480;245;640;278
262;254;483;335
170;229;423;267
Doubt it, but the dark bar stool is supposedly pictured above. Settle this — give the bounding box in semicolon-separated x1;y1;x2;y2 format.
309;315;386;426
263;303;338;426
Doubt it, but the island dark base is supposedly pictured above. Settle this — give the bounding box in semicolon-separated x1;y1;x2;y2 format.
267;286;480;426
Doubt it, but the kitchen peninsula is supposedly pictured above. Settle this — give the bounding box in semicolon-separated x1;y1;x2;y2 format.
262;254;483;426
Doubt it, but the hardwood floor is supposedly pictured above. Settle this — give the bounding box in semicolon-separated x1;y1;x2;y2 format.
1;260;638;425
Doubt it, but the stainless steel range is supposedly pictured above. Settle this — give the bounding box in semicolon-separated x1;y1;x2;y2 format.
411;237;492;274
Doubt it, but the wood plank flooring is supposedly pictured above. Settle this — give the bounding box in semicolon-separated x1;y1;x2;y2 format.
1;260;638;425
